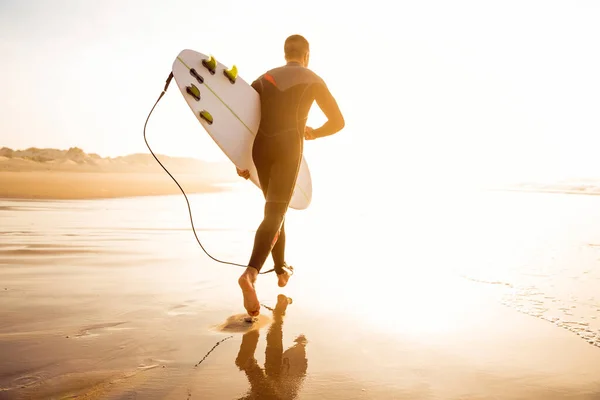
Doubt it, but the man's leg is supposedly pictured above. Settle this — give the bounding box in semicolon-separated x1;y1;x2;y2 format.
271;220;285;267
239;201;287;316
247;201;287;270
270;221;291;287
239;140;272;317
239;138;299;316
268;147;301;288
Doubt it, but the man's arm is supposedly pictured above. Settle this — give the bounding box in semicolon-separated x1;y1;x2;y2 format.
251;77;263;94
310;83;345;139
236;77;263;178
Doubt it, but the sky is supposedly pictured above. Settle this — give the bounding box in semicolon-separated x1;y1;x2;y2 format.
1;0;599;188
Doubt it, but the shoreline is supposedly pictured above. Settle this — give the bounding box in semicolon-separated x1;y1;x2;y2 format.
486;186;600;197
0;170;236;200
4;168;600;202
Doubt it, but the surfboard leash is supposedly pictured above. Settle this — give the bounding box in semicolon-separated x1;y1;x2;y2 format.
192;300;282;370
143;71;280;274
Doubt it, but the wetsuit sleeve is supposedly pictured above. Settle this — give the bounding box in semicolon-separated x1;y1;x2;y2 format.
311;82;345;138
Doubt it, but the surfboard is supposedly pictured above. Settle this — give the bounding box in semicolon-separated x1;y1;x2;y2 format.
171;49;313;210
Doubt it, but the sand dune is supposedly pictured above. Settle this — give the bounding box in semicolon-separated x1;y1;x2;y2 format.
0;171;233;199
0;146;233;175
0;146;240;199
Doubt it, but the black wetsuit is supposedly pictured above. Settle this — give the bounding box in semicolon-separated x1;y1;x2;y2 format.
247;61;344;274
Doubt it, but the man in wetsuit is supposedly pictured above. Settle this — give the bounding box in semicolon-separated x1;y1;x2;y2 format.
236;34;345;316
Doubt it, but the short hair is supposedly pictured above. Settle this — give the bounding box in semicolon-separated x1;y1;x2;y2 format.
284;34;310;59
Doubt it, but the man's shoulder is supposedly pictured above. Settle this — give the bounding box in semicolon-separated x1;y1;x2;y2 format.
252;65;328;94
305;67;326;84
271;65;326;85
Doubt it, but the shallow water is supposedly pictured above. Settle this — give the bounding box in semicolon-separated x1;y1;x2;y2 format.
450;190;600;348
1;188;600;398
2;188;600;343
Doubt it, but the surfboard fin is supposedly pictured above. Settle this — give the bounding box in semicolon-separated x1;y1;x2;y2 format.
186;84;201;101
199;110;213;125
189;68;204;84
202;55;217;75
223;65;238;84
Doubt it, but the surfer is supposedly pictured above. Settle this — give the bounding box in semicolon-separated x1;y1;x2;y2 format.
237;34;345;316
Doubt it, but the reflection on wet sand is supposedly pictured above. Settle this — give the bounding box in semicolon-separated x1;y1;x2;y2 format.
235;294;307;400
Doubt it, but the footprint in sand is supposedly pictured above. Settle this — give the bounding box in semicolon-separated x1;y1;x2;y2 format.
167;304;197;316
74;321;131;338
12;374;43;389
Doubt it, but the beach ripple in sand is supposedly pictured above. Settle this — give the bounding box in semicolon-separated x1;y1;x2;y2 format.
74;322;132;338
12;374;43;389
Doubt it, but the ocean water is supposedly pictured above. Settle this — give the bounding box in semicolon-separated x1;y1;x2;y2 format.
451;190;600;347
1;187;600;349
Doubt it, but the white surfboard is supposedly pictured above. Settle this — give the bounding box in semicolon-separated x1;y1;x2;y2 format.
171;49;312;210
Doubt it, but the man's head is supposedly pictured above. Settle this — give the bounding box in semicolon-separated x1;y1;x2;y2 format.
284;34;310;67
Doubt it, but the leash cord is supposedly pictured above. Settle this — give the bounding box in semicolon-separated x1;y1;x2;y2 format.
142;72;277;274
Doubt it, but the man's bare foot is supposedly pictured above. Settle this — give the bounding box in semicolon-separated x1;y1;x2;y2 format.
238;267;260;316
276;263;293;287
277;271;290;288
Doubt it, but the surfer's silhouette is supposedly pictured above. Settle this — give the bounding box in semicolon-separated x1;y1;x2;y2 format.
237;34;345;317
235;294;308;400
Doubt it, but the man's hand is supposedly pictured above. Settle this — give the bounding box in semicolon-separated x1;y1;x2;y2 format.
304;126;316;140
236;167;250;180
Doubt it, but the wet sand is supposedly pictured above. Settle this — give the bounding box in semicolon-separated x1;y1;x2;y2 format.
2;264;600;399
2;195;600;399
0;171;229;199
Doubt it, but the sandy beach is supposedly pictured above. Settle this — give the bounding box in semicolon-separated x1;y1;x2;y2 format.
0;148;239;200
0;171;229;200
2;191;600;399
2;271;599;400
